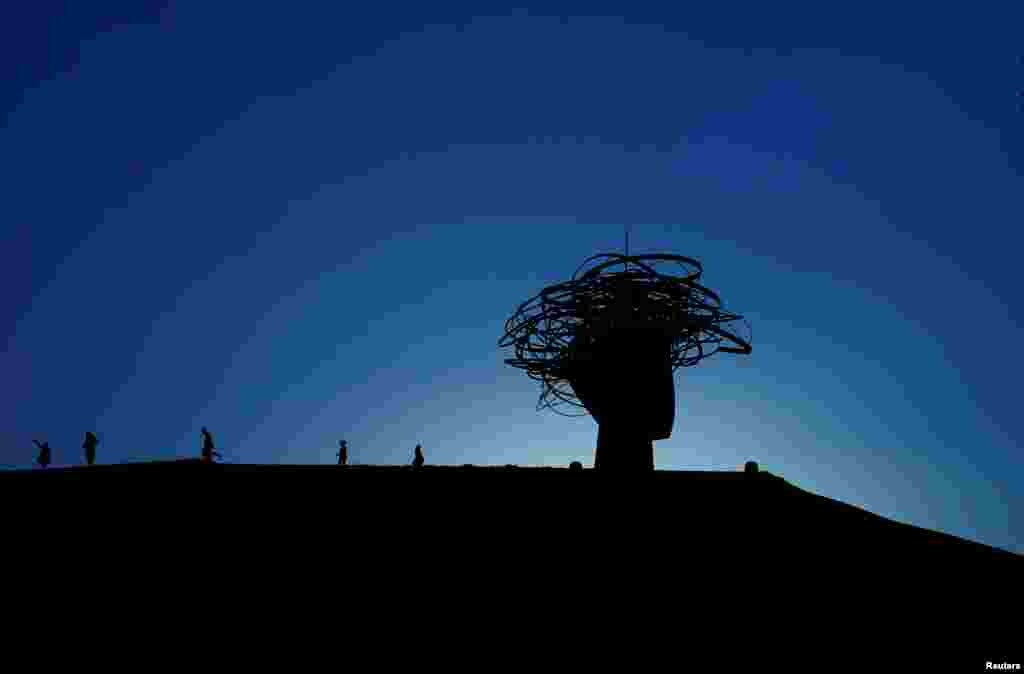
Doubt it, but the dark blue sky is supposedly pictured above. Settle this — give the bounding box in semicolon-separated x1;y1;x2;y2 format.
3;2;1022;553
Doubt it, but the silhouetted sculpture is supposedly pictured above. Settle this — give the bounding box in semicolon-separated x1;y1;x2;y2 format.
337;440;348;466
413;444;424;468
569;461;583;471
500;252;752;472
200;427;221;463
33;440;51;469
83;431;98;466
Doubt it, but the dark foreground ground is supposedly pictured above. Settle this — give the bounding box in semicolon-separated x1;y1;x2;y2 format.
3;460;1020;663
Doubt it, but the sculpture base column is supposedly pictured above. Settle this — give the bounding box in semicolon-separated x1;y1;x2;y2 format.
593;420;654;471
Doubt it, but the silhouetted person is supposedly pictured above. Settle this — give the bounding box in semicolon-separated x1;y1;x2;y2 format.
201;427;221;463
83;431;98;466
413;444;424;468
337;440;348;466
33;440;51;469
744;460;759;475
569;461;583;472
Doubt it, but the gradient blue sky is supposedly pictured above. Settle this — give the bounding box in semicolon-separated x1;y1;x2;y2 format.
3;2;1021;553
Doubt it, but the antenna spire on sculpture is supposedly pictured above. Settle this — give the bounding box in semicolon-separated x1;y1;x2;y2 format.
499;239;752;471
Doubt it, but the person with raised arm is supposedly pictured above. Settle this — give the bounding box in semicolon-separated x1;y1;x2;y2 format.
33;440;52;468
200;427;222;463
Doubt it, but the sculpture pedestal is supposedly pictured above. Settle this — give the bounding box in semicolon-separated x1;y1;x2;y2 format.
594;422;655;471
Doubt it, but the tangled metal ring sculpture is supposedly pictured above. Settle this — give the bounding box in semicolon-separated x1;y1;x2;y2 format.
498;253;752;416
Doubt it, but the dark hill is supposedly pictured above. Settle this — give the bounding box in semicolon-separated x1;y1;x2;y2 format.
5;459;1017;565
3;459;1020;660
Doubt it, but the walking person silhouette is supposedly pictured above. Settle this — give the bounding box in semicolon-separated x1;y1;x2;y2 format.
413;443;424;468
200;427;222;463
83;431;99;466
33;440;52;469
337;440;348;466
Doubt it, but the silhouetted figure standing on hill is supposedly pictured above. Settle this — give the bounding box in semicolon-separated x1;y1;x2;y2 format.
83;432;98;466
33;440;51;468
413;444;424;468
337;440;348;466
200;427;221;463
